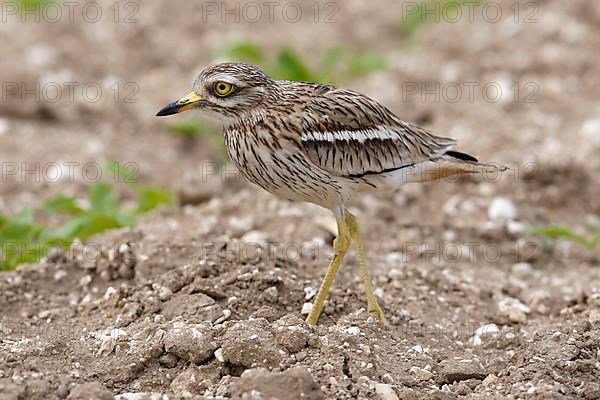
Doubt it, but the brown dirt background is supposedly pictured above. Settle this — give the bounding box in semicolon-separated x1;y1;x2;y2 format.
1;0;600;399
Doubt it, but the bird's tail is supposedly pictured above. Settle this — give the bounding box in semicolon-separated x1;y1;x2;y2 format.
405;150;506;182
365;150;507;187
440;150;507;175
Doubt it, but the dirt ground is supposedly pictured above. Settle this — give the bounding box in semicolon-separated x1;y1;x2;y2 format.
1;0;600;399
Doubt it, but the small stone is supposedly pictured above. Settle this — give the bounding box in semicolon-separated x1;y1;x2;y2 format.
345;326;361;336
274;315;310;353
304;287;317;300
488;196;517;222
113;394;154;400
262;286;279;303
410;366;433;381
511;262;533;277
231;367;323;400
438;359;487;384
67;382;112;400
118;264;135;280
214;348;225;363
589;309;600;326
498;297;530;323
158;353;179;368
296;351;308;362
56;384;69;399
213;309;232;325
79;275;93;286
158;286;173;301
301;303;313;315
375;383;399;400
164;321;217;363
54;270;67;281
170;368;212;397
471;324;500;346
240;230;268;246
221;318;284;368
481;374;497;387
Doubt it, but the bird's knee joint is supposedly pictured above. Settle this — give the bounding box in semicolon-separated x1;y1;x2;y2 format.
333;233;351;250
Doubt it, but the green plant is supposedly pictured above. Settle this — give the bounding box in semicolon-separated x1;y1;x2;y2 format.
0;165;174;271
216;42;386;84
167;120;228;163
528;224;600;250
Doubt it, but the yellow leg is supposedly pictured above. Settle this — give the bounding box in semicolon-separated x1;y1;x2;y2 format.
305;217;351;325
345;211;388;325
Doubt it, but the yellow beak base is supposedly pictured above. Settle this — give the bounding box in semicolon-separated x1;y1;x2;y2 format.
156;92;205;116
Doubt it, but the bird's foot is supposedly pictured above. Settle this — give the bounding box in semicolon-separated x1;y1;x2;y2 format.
368;301;389;326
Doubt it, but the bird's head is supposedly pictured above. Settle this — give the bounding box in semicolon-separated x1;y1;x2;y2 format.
156;63;275;123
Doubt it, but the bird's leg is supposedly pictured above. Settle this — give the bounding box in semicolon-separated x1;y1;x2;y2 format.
305;217;351;326
345;211;388;325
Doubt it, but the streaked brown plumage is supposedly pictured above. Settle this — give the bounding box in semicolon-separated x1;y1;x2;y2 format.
157;62;503;325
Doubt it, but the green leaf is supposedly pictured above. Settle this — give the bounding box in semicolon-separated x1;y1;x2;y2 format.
115;213;137;227
106;162;139;185
0;210;37;244
136;187;175;214
45;217;85;241
273;48;317;82
168;120;207;136
220;42;265;63
77;213;123;239
349;54;387;77
528;225;598;250
88;182;119;214
44;195;83;215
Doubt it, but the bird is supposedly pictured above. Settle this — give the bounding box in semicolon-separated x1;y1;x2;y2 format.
156;62;504;326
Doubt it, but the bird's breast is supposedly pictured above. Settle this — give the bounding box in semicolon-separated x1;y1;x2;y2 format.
224;127;347;208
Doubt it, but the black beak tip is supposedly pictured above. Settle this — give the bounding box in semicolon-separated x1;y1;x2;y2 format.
156;102;180;117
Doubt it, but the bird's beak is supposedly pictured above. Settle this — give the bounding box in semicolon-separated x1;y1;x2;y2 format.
156;91;205;116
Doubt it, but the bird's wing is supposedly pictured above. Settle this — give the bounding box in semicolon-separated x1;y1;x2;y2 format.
298;88;456;178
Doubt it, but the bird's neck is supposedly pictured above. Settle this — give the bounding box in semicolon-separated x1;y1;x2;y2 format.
224;108;268;130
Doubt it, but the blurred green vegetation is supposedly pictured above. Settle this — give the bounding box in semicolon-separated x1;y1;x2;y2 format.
16;0;56;11
216;42;387;84
0;163;174;271
401;0;483;36
167;120;228;163
528;224;600;251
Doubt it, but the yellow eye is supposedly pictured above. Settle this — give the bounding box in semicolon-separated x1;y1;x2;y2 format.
213;81;234;97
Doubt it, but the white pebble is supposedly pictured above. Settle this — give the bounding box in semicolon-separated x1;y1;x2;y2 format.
488;197;517;222
304;287;317;300
301;303;313;315
375;383;399;400
498;297;530;323
471;323;500;346
214;348;224;363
